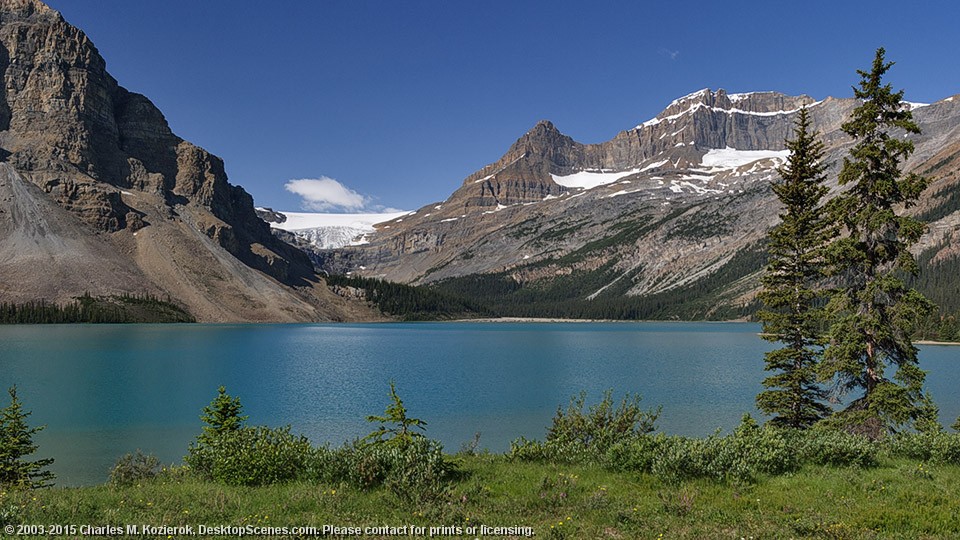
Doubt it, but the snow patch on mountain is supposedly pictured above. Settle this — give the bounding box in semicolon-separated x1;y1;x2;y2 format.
700;147;790;168
551;167;642;190
637;100;823;130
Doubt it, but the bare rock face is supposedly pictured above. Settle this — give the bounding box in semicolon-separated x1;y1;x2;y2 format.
0;0;316;283
0;0;382;322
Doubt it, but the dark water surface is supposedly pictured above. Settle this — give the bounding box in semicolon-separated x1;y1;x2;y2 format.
1;322;956;485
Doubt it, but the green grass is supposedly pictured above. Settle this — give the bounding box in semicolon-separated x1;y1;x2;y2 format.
6;456;960;539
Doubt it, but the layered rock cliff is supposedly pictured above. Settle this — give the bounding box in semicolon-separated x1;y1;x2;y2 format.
0;0;382;322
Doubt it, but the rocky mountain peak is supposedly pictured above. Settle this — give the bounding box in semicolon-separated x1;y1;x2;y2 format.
0;0;60;24
725;91;817;114
0;0;376;322
638;88;817;131
505;119;579;165
316;86;960;323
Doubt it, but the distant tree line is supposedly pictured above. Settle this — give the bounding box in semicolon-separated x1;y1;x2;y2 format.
324;274;492;321
428;246;765;322
0;293;195;324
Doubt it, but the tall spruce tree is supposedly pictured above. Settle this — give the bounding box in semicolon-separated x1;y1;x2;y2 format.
756;107;833;428
0;386;55;488
821;48;933;438
199;386;248;439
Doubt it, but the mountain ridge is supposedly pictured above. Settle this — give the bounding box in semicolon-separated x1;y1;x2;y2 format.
0;0;384;322
313;88;960;319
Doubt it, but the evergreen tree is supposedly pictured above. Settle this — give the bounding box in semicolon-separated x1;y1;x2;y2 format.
200;386;248;439
756;108;833;428
0;386;55;488
364;381;426;447
821;48;934;438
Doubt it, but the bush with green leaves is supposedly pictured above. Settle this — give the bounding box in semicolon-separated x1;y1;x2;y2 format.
886;432;960;464
364;437;452;504
350;383;456;503
548;390;660;451
109;450;161;486
510;390;660;464
797;427;878;467
185;425;313;486
644;417;798;484
185;386;312;486
605;433;667;473
605;416;859;483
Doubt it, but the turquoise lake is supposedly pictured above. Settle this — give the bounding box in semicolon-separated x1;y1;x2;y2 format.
0;322;957;486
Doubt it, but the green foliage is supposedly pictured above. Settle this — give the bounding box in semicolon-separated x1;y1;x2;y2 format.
821;48;934;438
316;387;456;503
109;450;161;486
914;392;944;434
546;390;659;453
0;293;194;324
181;383;458;501
432;244;767;321
798;427;878;468
324;274;489;321
185;425;313;486
607;415;799;483
312;438;454;504
757;107;833;428
186;386;311;487
0;386;54;489
199;386;247;439
607;419;880;483
509;391;659;464
364;382;427;447
886;432;960;464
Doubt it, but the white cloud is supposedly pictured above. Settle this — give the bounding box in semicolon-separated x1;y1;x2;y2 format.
659;48;680;61
284;177;369;211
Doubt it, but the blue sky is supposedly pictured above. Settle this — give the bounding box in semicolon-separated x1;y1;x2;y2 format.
47;1;960;213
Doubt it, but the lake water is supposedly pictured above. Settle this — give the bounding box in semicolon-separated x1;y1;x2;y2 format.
0;322;957;486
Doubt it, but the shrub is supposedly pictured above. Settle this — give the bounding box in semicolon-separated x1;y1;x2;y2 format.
798;428;878;467
510;390;659;464
308;437;454;503
547;390;660;453
185;425;313;486
605;434;666;472
608;416;799;483
305;384;456;503
186;386;314;486
886;432;960;464
378;438;453;504
109;450;161;486
728;415;798;476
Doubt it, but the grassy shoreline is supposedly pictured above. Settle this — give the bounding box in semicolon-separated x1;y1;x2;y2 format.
6;455;960;539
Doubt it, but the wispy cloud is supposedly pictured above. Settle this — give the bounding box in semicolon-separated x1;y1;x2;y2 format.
659;48;680;61
284;177;369;211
